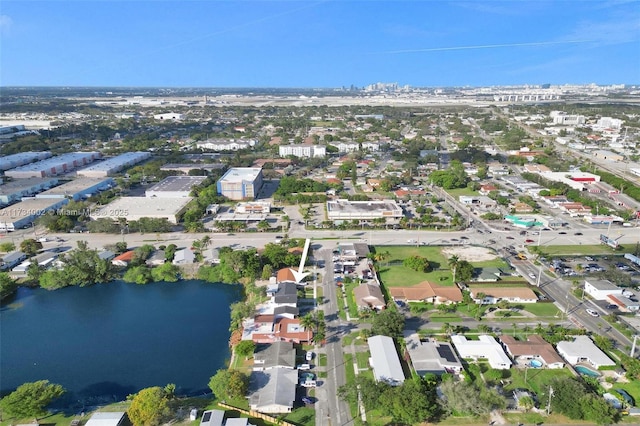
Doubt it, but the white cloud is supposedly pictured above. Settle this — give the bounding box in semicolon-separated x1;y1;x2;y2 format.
0;15;13;35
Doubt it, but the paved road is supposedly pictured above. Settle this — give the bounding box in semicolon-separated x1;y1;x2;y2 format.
315;249;351;426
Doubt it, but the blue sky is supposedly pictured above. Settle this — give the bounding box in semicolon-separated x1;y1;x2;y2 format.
1;1;639;87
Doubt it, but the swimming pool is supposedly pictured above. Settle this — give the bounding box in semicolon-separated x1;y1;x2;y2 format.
575;365;601;377
529;359;543;368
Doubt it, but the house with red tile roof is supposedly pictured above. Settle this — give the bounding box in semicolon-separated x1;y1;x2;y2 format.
499;335;565;368
389;281;463;305
111;251;135;267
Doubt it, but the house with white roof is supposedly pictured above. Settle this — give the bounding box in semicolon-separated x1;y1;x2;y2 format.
368;335;405;386
249;368;297;413
84;412;126;426
451;335;512;369
556;335;616;369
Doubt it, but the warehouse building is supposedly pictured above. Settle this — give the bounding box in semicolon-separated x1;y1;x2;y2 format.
5;152;101;178
145;176;207;198
35;177;114;201
216;167;263;200
159;163;225;174
326;199;403;221
90;197;192;224
0;177;59;206
0;198;69;232
76;151;151;177
0;151;52;171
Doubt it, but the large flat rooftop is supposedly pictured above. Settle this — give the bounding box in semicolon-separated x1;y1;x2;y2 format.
146;176;207;193
219;167;262;183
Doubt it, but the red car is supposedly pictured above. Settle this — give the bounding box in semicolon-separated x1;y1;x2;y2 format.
525;239;535;243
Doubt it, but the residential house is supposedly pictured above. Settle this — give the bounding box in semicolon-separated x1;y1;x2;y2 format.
111;251;135;267
249;368;297;413
84;412;127;426
248;317;312;344
389;281;463;305
499;335;565;369
146;250;166;266
556;336;616;368
451;335;512;370
199;410;225;426
353;284;386;311
469;286;538;304
368;335;405;386
173;248;196;265
404;331;463;375
0;251;26;271
253;342;296;371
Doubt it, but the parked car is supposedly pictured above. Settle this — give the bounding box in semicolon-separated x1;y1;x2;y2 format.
586;309;599;317
297;364;311;370
306;351;314;361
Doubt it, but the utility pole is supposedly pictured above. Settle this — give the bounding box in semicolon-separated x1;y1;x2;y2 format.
546;386;554;415
631;335;639;358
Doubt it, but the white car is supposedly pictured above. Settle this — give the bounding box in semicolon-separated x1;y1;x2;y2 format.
306;351;314;361
297;364;311;370
586;309;599;317
528;273;536;279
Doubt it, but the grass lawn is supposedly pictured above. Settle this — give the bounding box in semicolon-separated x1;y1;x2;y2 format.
474;258;512;268
540;245;635;255
504;367;574;396
445;187;479;197
355;351;370;370
615;379;640;407
521;303;561;317
283;406;315;426
344;282;360;319
428;313;463;322
343;353;358;418
318;353;327;367
375;245;456;287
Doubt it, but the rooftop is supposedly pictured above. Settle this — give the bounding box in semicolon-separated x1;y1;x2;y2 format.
219;167;262;183
146;175;207;193
368;335;405;385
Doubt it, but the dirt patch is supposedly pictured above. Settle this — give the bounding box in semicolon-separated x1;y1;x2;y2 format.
441;246;497;262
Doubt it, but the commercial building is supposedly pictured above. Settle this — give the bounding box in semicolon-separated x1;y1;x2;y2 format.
76;152;151;177
367;335;405;386
550;111;586;125
145;176;207;198
556;336;616;368
584;279;623;301
0;251;27;271
326;199;403;221
451;335;512;369
159;163;225;174
0;197;69;231
5;152;101;178
0;151;52;171
0;177;59;205
90;197;192;224
404;332;463;375
35;178;114;201
278;144;326;158
216;168;263;200
197;139;255;151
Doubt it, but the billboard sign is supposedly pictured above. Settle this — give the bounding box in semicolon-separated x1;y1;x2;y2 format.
600;234;619;249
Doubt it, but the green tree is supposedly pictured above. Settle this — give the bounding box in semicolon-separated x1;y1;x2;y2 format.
371;309;404;339
151;262;181;282
123;265;153;285
456;260;474;282
447;255;460;283
0;380;65;420
0;272;18;300
20;239;42;256
580;393;619;424
164;244;177;262
208;369;249;400
234;340;256;359
127;386;171;426
548;377;588;419
0;241;16;252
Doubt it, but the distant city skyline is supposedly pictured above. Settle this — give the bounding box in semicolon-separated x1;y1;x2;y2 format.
1;1;639;88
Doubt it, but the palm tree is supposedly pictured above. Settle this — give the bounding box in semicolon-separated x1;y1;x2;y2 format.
448;255;460;284
301;313;316;341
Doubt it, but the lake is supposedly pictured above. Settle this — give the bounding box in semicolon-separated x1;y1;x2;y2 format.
0;280;241;408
